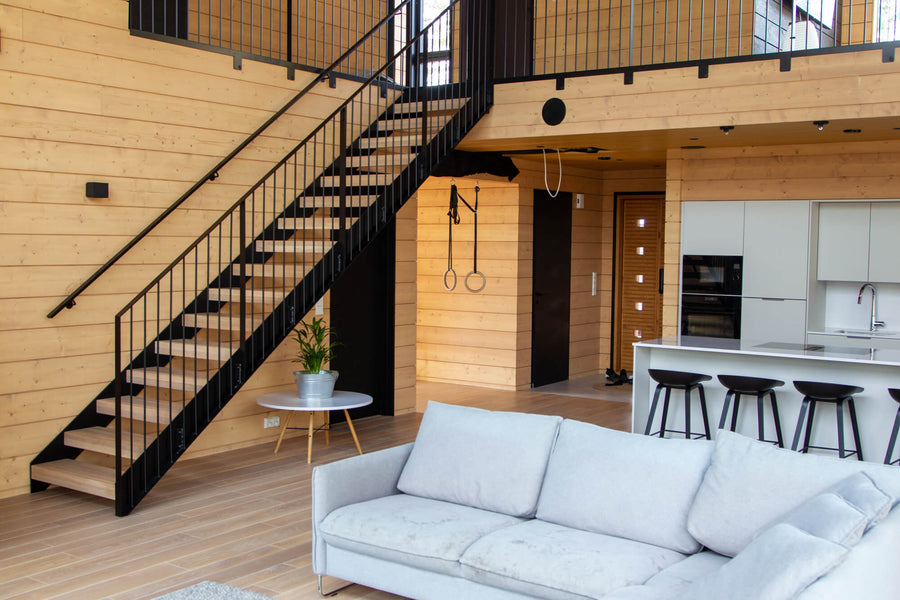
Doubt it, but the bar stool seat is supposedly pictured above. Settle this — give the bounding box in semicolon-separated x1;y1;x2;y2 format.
644;369;712;440
717;375;785;447
884;389;900;465
791;380;864;460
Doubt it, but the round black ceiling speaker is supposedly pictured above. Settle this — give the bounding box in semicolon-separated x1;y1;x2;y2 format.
541;98;566;126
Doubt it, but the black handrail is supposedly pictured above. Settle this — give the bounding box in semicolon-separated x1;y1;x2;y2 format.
47;0;416;319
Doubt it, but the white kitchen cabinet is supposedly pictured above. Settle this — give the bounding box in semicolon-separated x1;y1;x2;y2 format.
741;298;807;345
868;203;900;283
743;201;809;300
816;202;870;282
681;201;744;256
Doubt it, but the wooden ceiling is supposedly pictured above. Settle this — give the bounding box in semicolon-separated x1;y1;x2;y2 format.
458;115;900;171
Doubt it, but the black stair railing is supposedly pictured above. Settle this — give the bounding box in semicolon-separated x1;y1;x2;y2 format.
111;0;493;515
48;0;418;319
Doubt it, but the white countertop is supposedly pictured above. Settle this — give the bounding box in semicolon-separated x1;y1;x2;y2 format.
635;336;900;367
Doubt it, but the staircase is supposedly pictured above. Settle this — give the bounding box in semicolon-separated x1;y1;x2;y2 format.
31;0;493;516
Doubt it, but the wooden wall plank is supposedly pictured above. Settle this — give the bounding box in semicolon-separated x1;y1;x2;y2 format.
0;2;363;498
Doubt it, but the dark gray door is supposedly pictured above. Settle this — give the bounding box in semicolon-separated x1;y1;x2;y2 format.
532;190;572;387
330;221;395;419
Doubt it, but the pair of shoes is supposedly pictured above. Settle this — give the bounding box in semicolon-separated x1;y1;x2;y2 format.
605;368;632;386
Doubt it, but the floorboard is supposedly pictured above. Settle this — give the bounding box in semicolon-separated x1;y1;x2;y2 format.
0;381;631;600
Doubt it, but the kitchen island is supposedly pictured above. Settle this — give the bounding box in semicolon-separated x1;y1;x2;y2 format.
632;337;900;463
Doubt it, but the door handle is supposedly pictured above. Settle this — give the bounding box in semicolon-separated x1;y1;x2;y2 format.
658;269;664;295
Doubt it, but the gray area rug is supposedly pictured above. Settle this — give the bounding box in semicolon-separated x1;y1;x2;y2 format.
152;581;275;600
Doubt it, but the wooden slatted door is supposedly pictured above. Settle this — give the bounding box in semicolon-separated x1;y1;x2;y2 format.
614;194;665;373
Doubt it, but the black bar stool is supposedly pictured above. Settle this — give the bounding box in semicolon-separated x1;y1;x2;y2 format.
717;375;786;447
885;389;900;465
644;369;712;440
791;381;864;460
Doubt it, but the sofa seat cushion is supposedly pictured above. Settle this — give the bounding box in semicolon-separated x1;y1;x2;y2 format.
459;520;686;600
319;494;523;577
687;430;900;557
600;552;730;600
536;420;712;554
398;401;563;517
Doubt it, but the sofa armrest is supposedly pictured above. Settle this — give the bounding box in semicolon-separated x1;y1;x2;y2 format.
311;442;414;574
796;503;900;600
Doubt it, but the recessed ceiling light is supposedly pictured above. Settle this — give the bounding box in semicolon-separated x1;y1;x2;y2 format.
689;137;699;141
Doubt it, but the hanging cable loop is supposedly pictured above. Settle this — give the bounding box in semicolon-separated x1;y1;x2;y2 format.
543;148;562;198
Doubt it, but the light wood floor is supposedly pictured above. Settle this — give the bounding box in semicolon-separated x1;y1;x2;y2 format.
0;381;631;600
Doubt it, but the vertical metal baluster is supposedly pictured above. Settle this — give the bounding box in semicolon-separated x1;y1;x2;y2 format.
114;313;122;512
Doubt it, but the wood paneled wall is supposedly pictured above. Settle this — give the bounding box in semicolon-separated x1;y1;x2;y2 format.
533;0;754;74
661;140;900;335
414;162;659;394
0;0;361;499
415;178;532;392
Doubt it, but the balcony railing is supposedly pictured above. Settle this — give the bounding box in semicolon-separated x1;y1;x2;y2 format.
492;0;900;80
129;0;403;77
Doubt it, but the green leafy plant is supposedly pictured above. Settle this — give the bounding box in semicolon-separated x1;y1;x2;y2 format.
292;316;339;374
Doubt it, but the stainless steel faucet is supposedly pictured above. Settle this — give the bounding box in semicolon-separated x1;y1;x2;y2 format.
857;283;886;332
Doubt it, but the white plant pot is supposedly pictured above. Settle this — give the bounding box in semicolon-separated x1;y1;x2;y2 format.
293;370;339;400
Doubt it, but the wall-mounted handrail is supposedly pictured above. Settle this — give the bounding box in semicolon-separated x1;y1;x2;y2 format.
47;0;416;319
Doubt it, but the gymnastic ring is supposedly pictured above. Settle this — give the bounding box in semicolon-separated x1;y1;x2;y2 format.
443;268;457;291
465;271;486;293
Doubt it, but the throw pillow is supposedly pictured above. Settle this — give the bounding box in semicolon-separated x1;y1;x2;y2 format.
397;401;562;517
682;524;848;600
536;419;713;554
687;430;900;556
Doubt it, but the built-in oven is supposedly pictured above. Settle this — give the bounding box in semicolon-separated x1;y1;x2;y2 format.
681;255;743;339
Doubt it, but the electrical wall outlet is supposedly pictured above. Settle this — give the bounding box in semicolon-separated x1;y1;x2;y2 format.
263;416;280;429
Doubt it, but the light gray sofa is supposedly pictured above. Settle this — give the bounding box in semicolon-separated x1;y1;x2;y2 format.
312;401;900;600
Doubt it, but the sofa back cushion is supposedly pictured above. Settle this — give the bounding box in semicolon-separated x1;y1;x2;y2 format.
536;419;714;554
397;401;563;517
687;430;900;557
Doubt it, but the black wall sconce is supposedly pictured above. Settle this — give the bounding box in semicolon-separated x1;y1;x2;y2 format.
85;182;109;199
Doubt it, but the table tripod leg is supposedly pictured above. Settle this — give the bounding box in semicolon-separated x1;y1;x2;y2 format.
345;410;363;455
274;411;293;454
325;410;330;446
307;412;315;464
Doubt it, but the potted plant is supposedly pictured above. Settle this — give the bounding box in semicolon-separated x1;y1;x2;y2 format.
292;316;340;399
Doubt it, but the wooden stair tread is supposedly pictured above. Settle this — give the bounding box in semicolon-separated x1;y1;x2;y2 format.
391;98;467;115
207;287;287;304
318;173;395;186
255;239;333;253
377;117;449;133
31;459;116;500
96;396;181;424
230;263;314;278
277;216;360;230
346;154;416;170
64;427;149;460
297;194;379;207
126;367;207;392
183;312;263;331
357;136;421;151
155;338;237;361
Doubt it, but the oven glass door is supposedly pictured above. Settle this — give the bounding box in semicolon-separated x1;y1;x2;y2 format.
682;255;743;296
681;294;742;339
